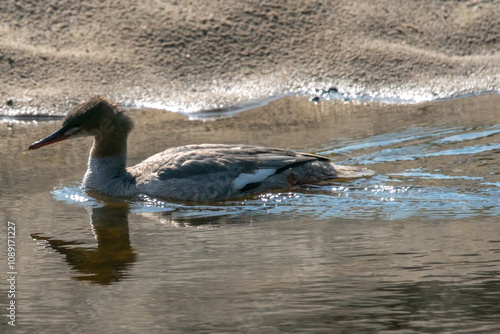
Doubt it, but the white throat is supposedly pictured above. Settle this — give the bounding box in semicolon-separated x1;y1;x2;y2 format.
82;153;136;196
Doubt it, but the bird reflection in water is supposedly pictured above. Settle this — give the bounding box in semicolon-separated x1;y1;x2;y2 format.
31;203;136;285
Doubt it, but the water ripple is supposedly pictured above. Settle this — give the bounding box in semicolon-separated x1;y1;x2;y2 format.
51;121;500;223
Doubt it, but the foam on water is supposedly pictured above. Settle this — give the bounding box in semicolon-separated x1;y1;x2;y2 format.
3;74;498;119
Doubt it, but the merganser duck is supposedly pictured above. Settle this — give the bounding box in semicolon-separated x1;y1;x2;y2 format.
29;96;374;201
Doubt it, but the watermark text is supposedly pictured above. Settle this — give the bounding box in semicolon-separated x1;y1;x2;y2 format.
6;221;17;327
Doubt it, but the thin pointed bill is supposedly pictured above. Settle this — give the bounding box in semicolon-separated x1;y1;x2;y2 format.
28;127;70;150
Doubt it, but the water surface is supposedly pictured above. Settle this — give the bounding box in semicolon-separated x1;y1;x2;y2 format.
1;94;499;333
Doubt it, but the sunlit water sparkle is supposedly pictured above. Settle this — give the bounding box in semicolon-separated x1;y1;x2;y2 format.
7;94;500;334
50;117;500;223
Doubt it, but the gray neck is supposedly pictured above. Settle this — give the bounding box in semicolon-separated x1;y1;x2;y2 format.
82;152;136;196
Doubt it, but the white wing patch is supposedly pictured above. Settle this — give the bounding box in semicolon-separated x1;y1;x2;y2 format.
233;168;276;190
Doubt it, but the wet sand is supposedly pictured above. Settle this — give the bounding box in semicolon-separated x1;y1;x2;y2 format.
1;0;499;113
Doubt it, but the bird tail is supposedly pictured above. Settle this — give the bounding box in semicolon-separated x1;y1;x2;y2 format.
332;164;376;178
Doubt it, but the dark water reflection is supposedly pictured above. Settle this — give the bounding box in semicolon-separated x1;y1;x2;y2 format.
32;203;135;285
1;95;500;333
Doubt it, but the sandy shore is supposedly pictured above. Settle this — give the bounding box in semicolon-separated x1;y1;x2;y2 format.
1;0;499;114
